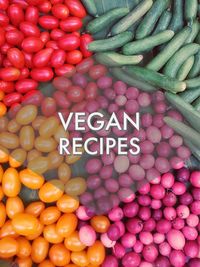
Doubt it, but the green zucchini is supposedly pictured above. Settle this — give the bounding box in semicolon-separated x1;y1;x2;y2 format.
135;0;171;39
164;116;200;150
111;0;153;35
126;66;186;93
122;30;174;55
163;43;200;78
188;51;200;78
186;76;200;89
95;52;143;66
177;56;195;81
193;96;200;111
81;0;97;16
184;140;200;162
185;0;198;22
110;67;157;92
168;0;184;32
86;7;129;34
165;92;200;132
152;10;172;35
147;26;191;71
185;20;200;44
179;87;200;103
88;31;133;52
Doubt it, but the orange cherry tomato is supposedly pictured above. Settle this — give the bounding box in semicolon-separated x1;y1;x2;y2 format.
71;251;89;267
26;221;44;240
90;216;110;233
40;206;61;225
43;224;64;244
19;169;44;190
39;180;64;203
49;244;70;266
38;260;55;267
2;167;21;197
64;231;86;252
0;146;9;163
0;186;4;201
12;213;39;236
6;196;24;219
0;220;19;238
16;237;32;259
31;237;49;263
25;201;45;217
0;165;3;182
87;241;105;266
16;257;32;267
0;237;19;258
0;202;6;227
56;213;78;238
64;265;77;267
57;194;79;213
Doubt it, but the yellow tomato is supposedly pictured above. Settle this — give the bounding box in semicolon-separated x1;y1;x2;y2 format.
2;167;21;197
16;237;32;259
56;214;78;238
71;251;89;267
87;241;105;266
57;194;79;213
0;220;18;238
26;221;44;240
64;231;86;252
16;257;33;267
40;206;61;225
25;201;45;217
0;237;18;258
12;213;40;236
31;237;49;263
39;180;64;203
43;224;64;244
49;244;71;266
0;202;6;227
90;216;110;233
6;196;24;219
38;260;55;267
19;169;44;190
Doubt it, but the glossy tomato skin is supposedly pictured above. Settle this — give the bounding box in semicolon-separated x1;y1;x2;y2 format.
43;224;64;244
7;48;25;69
2;167;21;197
0;81;14;93
12;213;39;236
65;0;86;18
56;213;78;238
33;48;54;68
0;67;20;81
50;29;65;41
40;31;50;44
7;4;24;26
25;6;39;24
39;15;59;30
0;13;9;27
15;79;38;94
22;90;43;106
0;202;6;228
40;206;61;225
20;21;40;37
50;49;66;68
25;201;45;217
0;237;18;258
66;50;83;65
55;64;76;77
0;27;5;46
60;17;82;32
52;3;69;20
38;0;52;13
6;196;24;219
87;241;106;266
31;68;54;82
31;237;49;263
64;231;86;252
6;29;24;46
0;0;9;10
80;34;93;58
67;85;84;103
58;34;80;51
49;244;71;266
16;237;32;258
22;37;44;53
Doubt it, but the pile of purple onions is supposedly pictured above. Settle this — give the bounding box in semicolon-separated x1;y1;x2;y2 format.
100;169;200;267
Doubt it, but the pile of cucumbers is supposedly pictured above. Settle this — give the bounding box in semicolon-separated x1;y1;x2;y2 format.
84;0;200;96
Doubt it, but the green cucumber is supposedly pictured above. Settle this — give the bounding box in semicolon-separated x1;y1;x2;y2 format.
126;66;186;93
165;92;200;132
152;10;172;35
185;0;198;22
164;116;200;150
88;31;133;52
86;7;129;34
81;0;97;16
122;30;174;55
185;20;200;44
95;52;143;66
147;26;191;71
177;56;195;81
196;32;200;44
163;43;200;78
179;87;200;103
168;0;184;32
111;0;153;35
92;28;109;40
184;140;200;162
188;51;200;78
193;96;200;111
186;76;200;89
110;68;157;92
135;0;171;39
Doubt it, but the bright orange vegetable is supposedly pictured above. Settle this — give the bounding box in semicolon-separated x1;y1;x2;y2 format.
56;213;78;238
90;216;110;233
0;146;9;163
0;220;19;238
49;243;71;266
40;206;61;225
0;237;19;258
25;201;45;217
0;165;3;182
39;179;64;203
87;241;105;266
16;257;33;267
38;260;55;267
2;167;21;197
57;194;79;213
26;221;44;240
71;251;89;267
0;202;6;227
6;196;24;219
19;168;44;189
31;237;49;263
16;237;32;259
64;231;86;252
12;213;39;236
0;102;7;117
0;186;4;201
43;224;64;244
